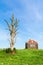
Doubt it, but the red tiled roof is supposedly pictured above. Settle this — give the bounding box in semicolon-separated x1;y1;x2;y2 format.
27;39;38;44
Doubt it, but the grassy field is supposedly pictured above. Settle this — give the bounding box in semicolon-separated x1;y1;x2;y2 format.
0;49;43;65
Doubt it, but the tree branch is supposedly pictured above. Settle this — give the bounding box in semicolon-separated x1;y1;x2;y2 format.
4;19;12;31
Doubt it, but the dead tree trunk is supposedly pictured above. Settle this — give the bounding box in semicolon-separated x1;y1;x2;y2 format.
10;24;15;51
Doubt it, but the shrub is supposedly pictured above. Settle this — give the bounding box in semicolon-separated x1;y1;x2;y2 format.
6;48;16;53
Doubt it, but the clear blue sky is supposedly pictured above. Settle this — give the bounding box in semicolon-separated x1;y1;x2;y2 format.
0;0;43;49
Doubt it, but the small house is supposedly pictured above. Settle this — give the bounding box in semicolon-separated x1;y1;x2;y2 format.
25;39;38;49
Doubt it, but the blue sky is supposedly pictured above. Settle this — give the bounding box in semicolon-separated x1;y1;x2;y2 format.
0;0;43;49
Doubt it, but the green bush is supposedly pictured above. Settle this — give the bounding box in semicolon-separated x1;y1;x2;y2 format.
6;48;16;53
6;48;11;53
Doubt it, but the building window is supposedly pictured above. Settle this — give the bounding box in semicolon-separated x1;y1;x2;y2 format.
30;44;35;48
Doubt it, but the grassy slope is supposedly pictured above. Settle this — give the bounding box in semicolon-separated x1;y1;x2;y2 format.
0;49;43;65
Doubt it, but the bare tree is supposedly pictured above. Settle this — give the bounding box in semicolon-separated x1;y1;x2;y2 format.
4;14;18;51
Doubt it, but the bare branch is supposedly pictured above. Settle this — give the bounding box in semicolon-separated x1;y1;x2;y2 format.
4;19;12;31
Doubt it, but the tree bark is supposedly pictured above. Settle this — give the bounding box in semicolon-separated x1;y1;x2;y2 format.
10;25;14;51
10;33;14;51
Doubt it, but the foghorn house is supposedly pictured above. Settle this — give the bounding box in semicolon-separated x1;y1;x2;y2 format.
25;39;38;49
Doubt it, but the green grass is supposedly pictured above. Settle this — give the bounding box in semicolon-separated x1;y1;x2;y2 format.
0;49;43;65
